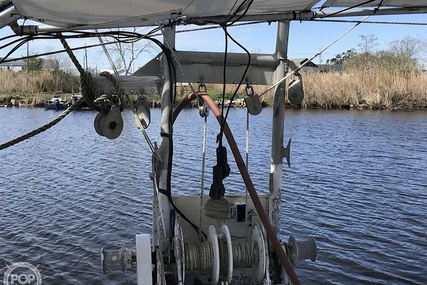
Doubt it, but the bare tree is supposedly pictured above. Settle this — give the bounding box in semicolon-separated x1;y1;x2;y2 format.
358;34;378;54
102;28;155;75
389;36;422;70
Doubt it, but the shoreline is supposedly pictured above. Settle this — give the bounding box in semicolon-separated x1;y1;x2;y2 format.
1;93;426;111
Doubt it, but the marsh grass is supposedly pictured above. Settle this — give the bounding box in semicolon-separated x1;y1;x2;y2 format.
1;68;426;109
302;68;427;109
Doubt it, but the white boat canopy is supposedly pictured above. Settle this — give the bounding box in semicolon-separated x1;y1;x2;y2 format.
1;0;427;31
321;0;427;8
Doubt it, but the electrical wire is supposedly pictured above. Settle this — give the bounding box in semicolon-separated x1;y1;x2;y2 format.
216;0;254;146
321;0;376;18
143;34;206;240
217;26;252;147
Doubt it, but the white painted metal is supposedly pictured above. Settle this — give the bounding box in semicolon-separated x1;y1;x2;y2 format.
174;216;185;284
269;21;290;237
171;195;270;243
11;0;320;28
251;223;267;283
208;225;220;285
156;26;175;253
220;224;233;284
136;234;152;285
0;5;21;29
322;0;426;8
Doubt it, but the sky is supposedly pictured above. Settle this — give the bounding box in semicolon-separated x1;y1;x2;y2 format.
0;10;426;72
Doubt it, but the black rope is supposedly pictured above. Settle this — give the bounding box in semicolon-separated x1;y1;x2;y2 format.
59;36;102;112
99;71;128;111
0;97;85;151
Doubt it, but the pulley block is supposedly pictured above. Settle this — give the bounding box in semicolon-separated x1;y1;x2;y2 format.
93;105;124;139
134;95;151;128
288;73;304;105
245;95;262;116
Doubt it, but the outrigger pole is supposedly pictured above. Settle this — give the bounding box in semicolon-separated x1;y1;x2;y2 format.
269;20;293;283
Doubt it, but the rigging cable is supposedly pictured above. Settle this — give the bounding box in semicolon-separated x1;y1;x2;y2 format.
258;15;370;98
6;17;424;67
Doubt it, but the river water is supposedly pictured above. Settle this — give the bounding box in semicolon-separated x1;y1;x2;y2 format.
0;107;426;285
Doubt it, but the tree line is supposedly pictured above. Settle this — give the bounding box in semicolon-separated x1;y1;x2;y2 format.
327;34;426;73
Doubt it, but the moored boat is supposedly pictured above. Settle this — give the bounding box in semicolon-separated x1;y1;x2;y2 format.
45;96;69;110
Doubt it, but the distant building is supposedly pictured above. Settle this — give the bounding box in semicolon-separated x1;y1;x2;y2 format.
317;64;344;74
0;57;59;71
42;59;60;70
289;58;318;73
0;58;26;71
99;68;128;76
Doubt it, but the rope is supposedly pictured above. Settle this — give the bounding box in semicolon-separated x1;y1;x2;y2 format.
199;116;208;240
0;97;85;151
99;71;127;111
59;36;102;112
0;35;100;151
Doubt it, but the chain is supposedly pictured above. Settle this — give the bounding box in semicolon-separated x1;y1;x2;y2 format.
161;28;196;94
199;115;208;240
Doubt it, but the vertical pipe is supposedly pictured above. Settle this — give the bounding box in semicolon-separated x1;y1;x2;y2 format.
269;21;290;237
157;26;176;243
269;20;290;285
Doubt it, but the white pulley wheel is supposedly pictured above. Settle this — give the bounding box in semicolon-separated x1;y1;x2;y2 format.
251;223;266;283
208;225;220;285
220;224;233;284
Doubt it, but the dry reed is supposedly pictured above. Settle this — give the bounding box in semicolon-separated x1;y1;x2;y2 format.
2;68;426;109
302;68;427;109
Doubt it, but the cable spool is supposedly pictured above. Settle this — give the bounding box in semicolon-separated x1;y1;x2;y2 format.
174;217;185;285
185;224;233;284
184;224;268;284
251;223;267;283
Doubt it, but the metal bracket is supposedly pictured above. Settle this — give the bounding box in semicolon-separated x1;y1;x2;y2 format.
198;78;209;117
281;138;291;168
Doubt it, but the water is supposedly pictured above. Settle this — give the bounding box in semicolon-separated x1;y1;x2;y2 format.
0;107;426;284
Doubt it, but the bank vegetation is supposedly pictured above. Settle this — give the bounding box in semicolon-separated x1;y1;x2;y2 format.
1;35;426;110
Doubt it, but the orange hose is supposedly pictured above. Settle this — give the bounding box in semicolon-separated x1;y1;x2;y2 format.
172;92;301;285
